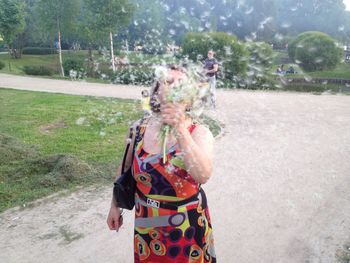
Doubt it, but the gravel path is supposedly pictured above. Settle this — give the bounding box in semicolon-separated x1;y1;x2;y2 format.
1;73;350;263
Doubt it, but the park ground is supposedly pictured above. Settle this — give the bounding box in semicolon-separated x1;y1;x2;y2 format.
0;74;350;262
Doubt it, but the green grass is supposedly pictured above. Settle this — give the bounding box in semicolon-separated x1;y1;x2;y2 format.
0;88;142;211
272;50;350;79
0;88;142;162
302;63;350;79
0;88;222;212
275;63;350;79
282;83;350;94
0;54;60;75
0;50;179;76
120;52;180;64
0;51;87;75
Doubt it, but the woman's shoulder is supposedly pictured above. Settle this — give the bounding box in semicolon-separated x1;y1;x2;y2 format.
192;123;214;141
130;116;150;129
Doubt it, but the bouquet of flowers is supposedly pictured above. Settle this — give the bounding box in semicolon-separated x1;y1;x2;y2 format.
154;65;209;163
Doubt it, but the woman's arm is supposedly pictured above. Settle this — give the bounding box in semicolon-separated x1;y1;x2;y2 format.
207;64;219;74
110;120;140;207
161;103;214;184
176;124;214;184
107;120;140;232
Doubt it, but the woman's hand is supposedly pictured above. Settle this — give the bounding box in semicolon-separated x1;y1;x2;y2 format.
107;205;123;232
161;102;187;131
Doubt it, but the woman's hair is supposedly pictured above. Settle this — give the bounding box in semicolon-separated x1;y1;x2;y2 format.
149;81;161;113
149;65;205;116
149;65;189;113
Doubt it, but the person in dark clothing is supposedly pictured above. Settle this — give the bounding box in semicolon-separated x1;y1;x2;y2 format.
286;65;295;74
203;50;219;108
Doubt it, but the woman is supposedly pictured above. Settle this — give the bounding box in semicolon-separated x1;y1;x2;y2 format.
107;67;216;262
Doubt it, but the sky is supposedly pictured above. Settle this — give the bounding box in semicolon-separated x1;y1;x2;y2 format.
345;0;350;10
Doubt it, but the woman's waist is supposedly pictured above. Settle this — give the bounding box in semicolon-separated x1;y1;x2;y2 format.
135;182;200;201
135;187;204;210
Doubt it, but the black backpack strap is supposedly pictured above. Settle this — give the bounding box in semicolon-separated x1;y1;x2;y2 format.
120;117;147;173
120;127;133;174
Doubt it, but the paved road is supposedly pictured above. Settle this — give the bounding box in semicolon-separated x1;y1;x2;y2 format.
1;73;350;263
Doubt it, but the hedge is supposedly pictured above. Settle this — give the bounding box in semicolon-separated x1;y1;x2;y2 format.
182;32;248;80
22;47;57;55
287;32;322;61
293;32;342;71
63;58;85;76
0;60;5;70
110;66;154;85
23;65;54;76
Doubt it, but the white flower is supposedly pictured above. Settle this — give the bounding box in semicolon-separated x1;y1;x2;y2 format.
154;66;168;81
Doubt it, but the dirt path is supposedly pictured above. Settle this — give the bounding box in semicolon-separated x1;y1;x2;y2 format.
0;73;144;99
1;73;350;263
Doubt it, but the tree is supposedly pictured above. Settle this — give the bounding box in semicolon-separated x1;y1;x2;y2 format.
76;1;104;77
120;0;168;54
0;0;26;58
275;0;348;38
182;32;248;79
35;0;80;76
293;32;342;71
85;0;134;72
288;31;320;61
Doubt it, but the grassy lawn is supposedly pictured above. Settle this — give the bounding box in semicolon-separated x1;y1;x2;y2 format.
122;52;180;64
0;88;221;212
282;83;350;94
1;49;349;82
299;63;350;79
0;54;60;75
0;50;179;76
272;50;350;79
0;88;142;212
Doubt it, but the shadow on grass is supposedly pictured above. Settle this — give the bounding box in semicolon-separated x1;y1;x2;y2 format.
0;133;115;212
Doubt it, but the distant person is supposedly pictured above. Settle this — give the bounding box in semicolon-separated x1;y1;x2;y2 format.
203;50;219;109
276;65;283;74
286;65;295;74
276;64;287;75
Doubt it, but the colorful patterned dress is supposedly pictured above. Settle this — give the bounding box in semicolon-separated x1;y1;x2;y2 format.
132;123;216;263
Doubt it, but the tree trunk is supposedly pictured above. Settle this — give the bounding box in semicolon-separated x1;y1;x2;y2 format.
87;46;95;77
8;44;14;59
110;31;116;73
16;33;24;59
50;32;53;50
58;30;64;77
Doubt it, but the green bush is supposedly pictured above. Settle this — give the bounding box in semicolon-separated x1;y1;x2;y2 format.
244;41;277;89
293;32;342;72
287;31;336;62
23;65;54;76
110;66;154;85
288;32;318;61
142;43;166;55
0;60;5;70
22;47;57;55
246;41;274;68
182;32;248;80
63;58;85;76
